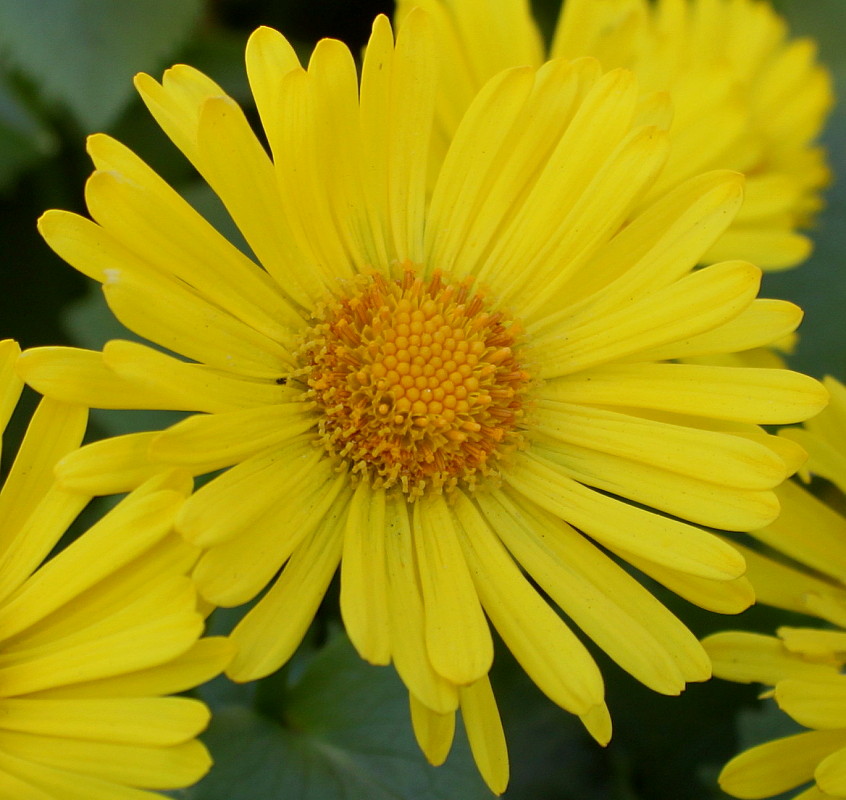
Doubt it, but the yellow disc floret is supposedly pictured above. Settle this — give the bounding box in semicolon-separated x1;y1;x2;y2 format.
302;266;530;498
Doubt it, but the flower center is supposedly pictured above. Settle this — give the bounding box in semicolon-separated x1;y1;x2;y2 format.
301;266;530;498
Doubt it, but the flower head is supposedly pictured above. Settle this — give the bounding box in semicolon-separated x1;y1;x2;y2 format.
0;340;231;799
396;0;834;269
704;377;846;799
19;12;828;793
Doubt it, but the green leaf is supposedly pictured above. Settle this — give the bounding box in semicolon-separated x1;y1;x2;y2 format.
189;631;493;800
0;75;57;191
0;0;203;130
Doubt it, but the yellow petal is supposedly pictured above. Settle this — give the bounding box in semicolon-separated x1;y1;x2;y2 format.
150;403;314;473
34;638;232;700
413;494;492;685
703;632;841;686
559;170;744;309
100;255;293;378
460;676;509;795
56;433;163;495
479;489;709;692
580;703;613;747
190;459;347;607
104;339;286;411
340;483;391;665
533;399;786;490
0;748;175;799
623;550;754;615
535;261;761;378
0;486;89;607
505;450;745;580
543;362;828;424
228;494;347;682
384;490;458;715
776;678;846;730
196;94;326;307
750;480;846;586
534;439;779;531
133;63;225;168
0;729;210;790
0;397;87;542
0;339;22;440
816;744;846;796
0;489;184;641
451;491;604;715
0;696;208;745
720;731;846;800
409;693;455;767
245;26;302;152
386;9;436;263
0;578;202;695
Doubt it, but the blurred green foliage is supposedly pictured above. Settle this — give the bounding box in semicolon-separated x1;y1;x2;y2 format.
0;1;842;799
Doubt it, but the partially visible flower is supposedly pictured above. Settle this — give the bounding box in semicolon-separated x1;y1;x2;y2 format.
0;339;230;799
17;12;828;794
395;0;834;269
704;377;846;800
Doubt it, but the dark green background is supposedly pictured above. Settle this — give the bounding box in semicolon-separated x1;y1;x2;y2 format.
0;2;842;798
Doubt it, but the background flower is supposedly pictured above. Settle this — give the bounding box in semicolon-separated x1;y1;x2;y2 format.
0;339;231;799
0;1;842;798
395;0;834;270
704;377;846;799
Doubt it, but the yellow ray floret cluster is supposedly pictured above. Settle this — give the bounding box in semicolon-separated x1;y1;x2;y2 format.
0;340;231;800
15;11;830;795
395;0;834;270
704;377;846;800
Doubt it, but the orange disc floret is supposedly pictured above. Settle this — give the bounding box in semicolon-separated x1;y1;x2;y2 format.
302;265;530;497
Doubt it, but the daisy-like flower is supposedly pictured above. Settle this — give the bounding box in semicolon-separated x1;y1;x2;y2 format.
395;0;834;270
0;339;231;799
703;377;846;800
18;12;828;793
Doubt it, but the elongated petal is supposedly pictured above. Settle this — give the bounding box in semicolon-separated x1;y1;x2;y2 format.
413;494;492;686
534;439;779;531
0;748;172;800
451;491;604;714
535;261;761;378
150;404;314;473
460;676;509;795
479;489;709;692
196;95;326;307
776;678;846;730
0;729;209;789
720;731;846;799
543;362;828;424
409;693;455;767
56;433;164;495
532;399;786;490
703;632;841;685
0;490;184;641
505;450;745;580
101;260;293;378
103;340;286;411
191;462;347;607
384;491;458;714
0;398;87;543
0;340;23;440
228;494;347;681
35;638;232;700
0;696;208;745
341;483;391;665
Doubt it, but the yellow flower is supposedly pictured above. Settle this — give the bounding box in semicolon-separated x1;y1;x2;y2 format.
0;340;231;799
395;0;834;270
18;13;827;793
704;377;846;799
